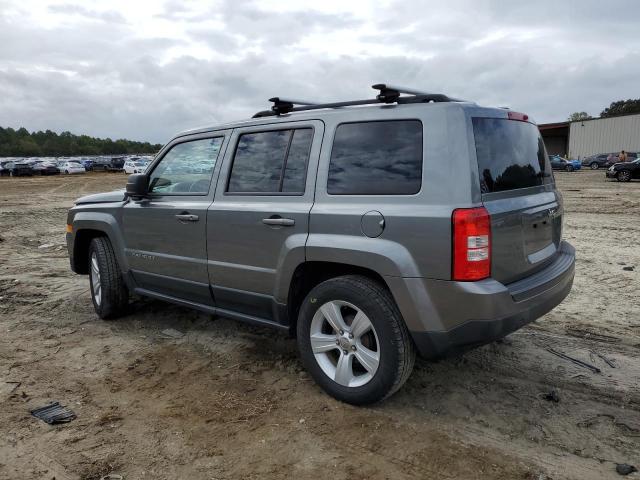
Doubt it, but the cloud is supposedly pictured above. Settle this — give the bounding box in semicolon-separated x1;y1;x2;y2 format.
0;0;638;143
48;4;126;23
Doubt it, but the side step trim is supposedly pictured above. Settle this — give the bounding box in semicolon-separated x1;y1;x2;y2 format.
134;287;289;332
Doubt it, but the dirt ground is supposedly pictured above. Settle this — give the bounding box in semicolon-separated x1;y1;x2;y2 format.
0;170;638;480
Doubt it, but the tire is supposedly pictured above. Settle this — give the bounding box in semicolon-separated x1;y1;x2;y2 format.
566;165;574;172
88;236;129;319
65;170;69;174
297;275;415;405
590;162;599;170
617;170;631;182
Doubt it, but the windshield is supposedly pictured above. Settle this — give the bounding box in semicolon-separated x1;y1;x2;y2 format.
473;118;552;193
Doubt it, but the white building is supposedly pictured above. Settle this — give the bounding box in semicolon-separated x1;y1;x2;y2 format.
539;112;640;159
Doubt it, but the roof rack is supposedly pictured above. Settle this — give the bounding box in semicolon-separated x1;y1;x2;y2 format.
252;83;461;118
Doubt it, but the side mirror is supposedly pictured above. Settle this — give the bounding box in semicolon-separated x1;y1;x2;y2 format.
126;173;149;199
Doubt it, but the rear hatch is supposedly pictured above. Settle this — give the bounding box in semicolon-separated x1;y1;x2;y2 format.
472;115;562;284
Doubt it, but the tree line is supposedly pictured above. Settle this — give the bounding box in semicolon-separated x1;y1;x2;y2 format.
568;98;640;122
0;126;163;157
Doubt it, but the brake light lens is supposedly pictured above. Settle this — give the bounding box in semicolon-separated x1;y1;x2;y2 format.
452;207;491;281
507;111;529;122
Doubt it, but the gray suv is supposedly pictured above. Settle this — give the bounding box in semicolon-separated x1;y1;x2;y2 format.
66;84;575;404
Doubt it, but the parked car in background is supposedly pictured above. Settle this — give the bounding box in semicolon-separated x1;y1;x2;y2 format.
59;161;86;174
606;158;640;182
92;156;125;172
582;153;612;169
1;161;34;176
124;160;148;174
28;160;60;176
80;159;94;171
550;155;580;171
582;152;639;170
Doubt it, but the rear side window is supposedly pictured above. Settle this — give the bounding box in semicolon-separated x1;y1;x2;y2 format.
328;120;423;195
227;128;313;194
472;118;551;193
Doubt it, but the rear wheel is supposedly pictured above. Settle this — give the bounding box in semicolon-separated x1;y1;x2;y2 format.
297;275;415;405
590;162;599;170
566;165;574;172
617;170;632;182
88;237;129;319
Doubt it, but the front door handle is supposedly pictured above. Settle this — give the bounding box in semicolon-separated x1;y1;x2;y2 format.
175;213;199;222
262;217;295;226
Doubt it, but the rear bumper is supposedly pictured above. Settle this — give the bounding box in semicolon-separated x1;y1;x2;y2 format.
388;241;575;359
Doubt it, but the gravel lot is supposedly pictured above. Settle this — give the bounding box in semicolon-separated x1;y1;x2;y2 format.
0;170;638;480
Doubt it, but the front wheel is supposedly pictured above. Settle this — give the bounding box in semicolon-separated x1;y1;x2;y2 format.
297;275;415;405
566;165;574;172
590;162;599;170
88;237;129;319
617;170;632;182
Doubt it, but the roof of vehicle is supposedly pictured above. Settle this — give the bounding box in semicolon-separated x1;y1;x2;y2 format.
175;84;481;139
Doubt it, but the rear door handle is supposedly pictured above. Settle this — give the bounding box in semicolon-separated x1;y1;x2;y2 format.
262;217;295;226
175;213;199;222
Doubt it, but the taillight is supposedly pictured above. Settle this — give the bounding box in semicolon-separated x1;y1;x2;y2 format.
452;207;491;281
507;111;529;122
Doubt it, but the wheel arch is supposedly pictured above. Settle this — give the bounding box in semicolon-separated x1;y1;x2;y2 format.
70;212;130;275
284;261;393;335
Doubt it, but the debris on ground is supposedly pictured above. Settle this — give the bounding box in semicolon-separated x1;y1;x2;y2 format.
546;348;601;374
615;463;637;475
30;402;77;424
99;474;123;480
0;381;21;399
160;328;185;339
622;266;634;271
37;243;55;249
542;390;560;403
592;351;616;368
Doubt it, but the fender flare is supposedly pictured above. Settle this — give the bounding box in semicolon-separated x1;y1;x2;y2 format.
72;212;130;274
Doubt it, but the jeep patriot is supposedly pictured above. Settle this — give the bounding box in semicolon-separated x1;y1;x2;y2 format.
66;84;575;404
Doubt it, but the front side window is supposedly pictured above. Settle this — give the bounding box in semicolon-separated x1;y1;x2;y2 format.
227;128;313;194
327;120;423;195
149;137;223;195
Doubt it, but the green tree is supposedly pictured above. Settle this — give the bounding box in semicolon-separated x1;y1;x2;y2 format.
567;111;592;122
0;126;163;157
600;99;640;118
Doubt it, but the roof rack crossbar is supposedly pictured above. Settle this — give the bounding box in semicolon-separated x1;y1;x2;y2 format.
267;97;318;116
252;84;460;118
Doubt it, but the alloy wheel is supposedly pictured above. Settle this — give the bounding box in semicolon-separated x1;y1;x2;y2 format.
309;300;380;387
618;171;631;182
90;252;102;306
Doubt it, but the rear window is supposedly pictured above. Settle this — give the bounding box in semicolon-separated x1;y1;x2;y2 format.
472;118;551;193
328;120;422;195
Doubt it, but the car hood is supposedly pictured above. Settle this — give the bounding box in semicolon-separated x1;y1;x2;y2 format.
75;190;126;205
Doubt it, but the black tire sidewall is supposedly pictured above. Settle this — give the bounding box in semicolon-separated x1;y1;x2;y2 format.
88;237;128;319
591;163;599;170
297;277;408;405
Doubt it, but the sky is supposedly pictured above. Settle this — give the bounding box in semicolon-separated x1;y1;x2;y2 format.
1;0;638;144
